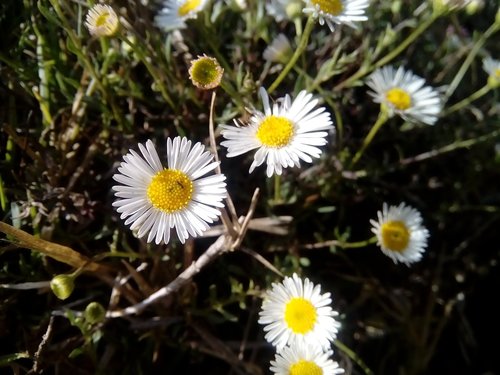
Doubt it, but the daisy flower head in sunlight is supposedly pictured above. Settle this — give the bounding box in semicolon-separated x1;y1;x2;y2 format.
263;33;293;64
112;137;227;245
270;343;344;375
366;66;443;126
220;87;334;178
370;202;430;266
482;57;500;88
302;0;369;31
155;0;208;31
258;273;340;351
85;4;120;37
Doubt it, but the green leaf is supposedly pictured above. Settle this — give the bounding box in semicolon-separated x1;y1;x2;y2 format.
0;352;30;366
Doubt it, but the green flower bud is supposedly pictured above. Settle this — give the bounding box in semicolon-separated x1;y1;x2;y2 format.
50;274;75;300
84;302;106;324
188;55;224;90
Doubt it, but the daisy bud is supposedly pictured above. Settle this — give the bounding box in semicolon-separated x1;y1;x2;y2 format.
50;274;75;300
188;55;224;90
84;302;106;324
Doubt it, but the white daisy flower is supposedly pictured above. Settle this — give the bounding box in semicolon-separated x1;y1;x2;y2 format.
263;34;293;63
258;273;340;351
220;87;334;177
302;0;369;31
366;66;443;126
482;57;500;88
270;343;344;375
267;0;304;22
85;4;120;37
370;202;430;265
155;0;208;31
112;137;227;245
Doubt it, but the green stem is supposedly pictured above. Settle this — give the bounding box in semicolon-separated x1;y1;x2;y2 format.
375;12;441;69
444;22;499;101
302;236;377;250
335;11;441;91
334;339;374;375
400;128;500;165
351;110;389;167
274;174;281;203
267;16;315;94
443;84;491;115
48;0;127;129
0;176;6;212
121;36;175;110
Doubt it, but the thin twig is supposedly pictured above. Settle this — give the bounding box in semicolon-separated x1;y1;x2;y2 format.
208;91;240;232
106;234;229;318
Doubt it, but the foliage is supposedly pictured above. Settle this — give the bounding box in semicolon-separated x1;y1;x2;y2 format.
1;0;499;374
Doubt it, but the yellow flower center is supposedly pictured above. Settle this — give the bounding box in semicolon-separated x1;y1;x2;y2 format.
146;169;193;213
284;297;317;334
311;0;344;15
256;115;294;148
178;0;202;16
95;12;111;27
386;88;412;110
189;56;223;90
381;220;410;252
290;360;323;375
494;68;500;78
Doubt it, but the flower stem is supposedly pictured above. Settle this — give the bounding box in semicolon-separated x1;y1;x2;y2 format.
443;84;491;115
335;11;441;91
121;36;175;110
334;339;374;375
444;22;499;101
267;16;315;94
302;236;377;250
350;110;389;167
274;174;282;203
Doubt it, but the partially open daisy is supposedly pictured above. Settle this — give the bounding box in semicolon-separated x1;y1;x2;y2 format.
302;0;369;31
188;55;224;90
258;273;340;351
370;202;430;265
112;137;227;245
220;87;334;177
482;57;500;88
270;343;344;375
85;4;120;37
155;0;208;31
263;34;293;64
367;66;443;126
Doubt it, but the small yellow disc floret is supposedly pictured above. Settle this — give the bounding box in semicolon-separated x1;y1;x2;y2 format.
381;220;410;252
256;115;295;148
386;88;412;110
290;360;324;375
147;169;193;213
284;297;318;334
178;0;202;16
311;0;344;15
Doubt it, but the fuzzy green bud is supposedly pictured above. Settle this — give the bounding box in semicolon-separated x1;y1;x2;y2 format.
285;1;302;19
84;302;106;324
465;0;483;15
50;274;75;300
